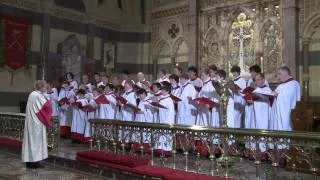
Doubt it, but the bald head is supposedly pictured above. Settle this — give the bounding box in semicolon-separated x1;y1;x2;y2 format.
34;80;47;93
279;66;292;82
137;72;145;82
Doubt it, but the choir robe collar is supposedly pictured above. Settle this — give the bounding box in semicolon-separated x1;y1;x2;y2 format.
281;77;294;84
125;89;134;95
203;78;211;85
159;94;170;101
106;91;115;95
190;76;198;81
233;76;241;81
258;85;267;88
154;91;162;96
172;85;180;90
181;81;190;88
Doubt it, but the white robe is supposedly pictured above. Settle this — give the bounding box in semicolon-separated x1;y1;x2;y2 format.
177;82;197;125
69;80;78;90
58;88;75;128
22;91;52;162
135;98;154;123
156;95;175;151
150;91;161;123
86;99;97;139
189;77;203;89
156;76;170;83
105;92;117;119
121;90;136;121
171;85;180;97
71;98;88;136
196;79;220;127
247;78;269;88
270;79;300;131
233;77;246;128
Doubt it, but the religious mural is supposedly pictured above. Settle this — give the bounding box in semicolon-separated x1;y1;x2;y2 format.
103;43;116;69
261;22;281;82
229;13;254;74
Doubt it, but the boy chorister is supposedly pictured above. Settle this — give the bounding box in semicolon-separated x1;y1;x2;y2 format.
58;81;76;137
196;69;220;127
177;73;197;125
169;74;180;97
230;66;246;128
150;82;162;123
135;88;154;123
120;80;137;121
156;83;175;152
104;84;117;120
114;85;124;120
45;82;59;117
71;89;88;143
188;66;203;92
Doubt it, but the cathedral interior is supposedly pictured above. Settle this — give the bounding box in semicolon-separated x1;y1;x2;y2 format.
0;0;320;180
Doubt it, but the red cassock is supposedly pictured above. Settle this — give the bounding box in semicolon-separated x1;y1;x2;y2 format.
95;95;109;105
194;97;217;108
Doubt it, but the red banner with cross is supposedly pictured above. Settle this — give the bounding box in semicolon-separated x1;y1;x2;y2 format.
1;14;32;70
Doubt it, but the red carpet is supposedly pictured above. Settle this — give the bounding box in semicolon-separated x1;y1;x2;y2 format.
76;150;231;180
0;137;22;148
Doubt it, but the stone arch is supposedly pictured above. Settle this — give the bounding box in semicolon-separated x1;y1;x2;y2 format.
152;39;171;59
172;36;188;55
302;13;320;38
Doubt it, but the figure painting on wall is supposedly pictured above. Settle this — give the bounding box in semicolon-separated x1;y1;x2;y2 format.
104;43;116;69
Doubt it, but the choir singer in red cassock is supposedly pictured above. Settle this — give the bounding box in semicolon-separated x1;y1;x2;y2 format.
22;80;52;169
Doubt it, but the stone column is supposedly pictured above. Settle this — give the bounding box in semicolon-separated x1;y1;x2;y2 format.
282;0;299;78
188;0;198;67
86;11;95;76
302;39;310;102
39;0;53;80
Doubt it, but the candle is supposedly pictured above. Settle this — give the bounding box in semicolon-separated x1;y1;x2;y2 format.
260;57;264;72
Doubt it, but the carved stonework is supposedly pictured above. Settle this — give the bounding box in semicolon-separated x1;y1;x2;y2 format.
152;6;188;19
94;19;121;31
52;7;86;22
1;0;40;12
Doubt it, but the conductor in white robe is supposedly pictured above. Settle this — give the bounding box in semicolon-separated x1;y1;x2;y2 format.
22;80;52;169
271;66;301;131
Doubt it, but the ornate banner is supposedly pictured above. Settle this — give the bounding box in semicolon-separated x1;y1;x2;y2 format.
1;14;31;70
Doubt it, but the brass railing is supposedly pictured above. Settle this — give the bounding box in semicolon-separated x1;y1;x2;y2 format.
90;119;320;179
0;112;60;151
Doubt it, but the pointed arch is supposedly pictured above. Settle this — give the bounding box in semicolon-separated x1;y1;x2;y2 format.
172;36;188;55
302;13;320;38
152;39;171;58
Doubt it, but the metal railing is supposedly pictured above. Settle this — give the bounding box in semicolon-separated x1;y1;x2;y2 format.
0;112;60;151
90;119;320;179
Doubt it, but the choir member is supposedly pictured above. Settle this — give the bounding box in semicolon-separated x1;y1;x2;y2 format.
231;65;246;128
188;66;203;92
93;87;108;119
177;73;197;125
136;72;151;91
173;66;182;77
104;84;117;119
121;70;135;87
22;80;52;169
66;72;78;90
94;72;103;87
247;65;269;87
245;73;272;130
120;80;137;121
135;88;153;123
81;74;93;93
270;66;300;131
156;69;170;83
156;83;175;152
112;76;121;86
101;74;110;86
151;82;162;101
208;64;218;81
169;74;180;97
58;81;75;137
71;89;88;143
114;85;124;120
45;81;59;117
89;88;99;118
196;69;220;127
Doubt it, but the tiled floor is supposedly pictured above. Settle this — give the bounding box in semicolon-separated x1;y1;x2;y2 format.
0;151;106;180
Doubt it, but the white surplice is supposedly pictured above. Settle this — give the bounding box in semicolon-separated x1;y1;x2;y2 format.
135;98;154;123
58;88;75;128
104;91;117;119
121;89;136;121
156;94;175;151
189;77;203;90
270;79;300;131
71;98;88;136
233;76;246;128
177;82;197;125
196;79;219;127
22;91;52;162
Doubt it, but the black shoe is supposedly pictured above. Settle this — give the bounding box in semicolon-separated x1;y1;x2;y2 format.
26;162;37;169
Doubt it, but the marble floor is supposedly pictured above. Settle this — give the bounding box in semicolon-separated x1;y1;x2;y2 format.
0;151;107;180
